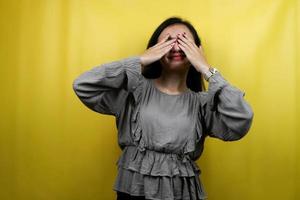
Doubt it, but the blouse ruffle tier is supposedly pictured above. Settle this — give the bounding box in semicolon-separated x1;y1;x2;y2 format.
72;56;254;200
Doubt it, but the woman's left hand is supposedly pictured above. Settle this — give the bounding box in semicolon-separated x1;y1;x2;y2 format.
177;33;210;73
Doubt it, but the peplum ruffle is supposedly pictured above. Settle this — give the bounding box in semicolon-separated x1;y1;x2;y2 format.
113;166;207;200
114;145;208;199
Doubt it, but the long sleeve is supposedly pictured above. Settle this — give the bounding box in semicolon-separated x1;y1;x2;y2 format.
72;56;143;117
198;71;254;141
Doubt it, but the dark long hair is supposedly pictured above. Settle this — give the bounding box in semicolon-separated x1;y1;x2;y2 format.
141;16;206;92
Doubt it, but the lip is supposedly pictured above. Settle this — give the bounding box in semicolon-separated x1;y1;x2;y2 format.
171;55;184;61
170;54;185;58
170;54;185;60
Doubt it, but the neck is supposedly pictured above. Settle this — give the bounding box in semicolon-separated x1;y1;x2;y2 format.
155;68;189;93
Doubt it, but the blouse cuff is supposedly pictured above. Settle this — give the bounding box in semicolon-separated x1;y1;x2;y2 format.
122;55;142;75
122;56;143;91
103;55;143;92
206;71;231;111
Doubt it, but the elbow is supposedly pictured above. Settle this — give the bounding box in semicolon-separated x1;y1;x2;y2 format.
242;107;254;136
227;110;254;141
72;79;94;111
72;78;87;103
72;78;84;97
72;78;80;93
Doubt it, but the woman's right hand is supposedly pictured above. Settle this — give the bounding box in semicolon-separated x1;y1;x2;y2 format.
140;33;176;67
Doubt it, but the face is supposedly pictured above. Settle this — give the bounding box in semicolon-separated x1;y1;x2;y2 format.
157;24;195;71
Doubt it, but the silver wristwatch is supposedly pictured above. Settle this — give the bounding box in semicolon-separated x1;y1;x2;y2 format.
203;66;218;81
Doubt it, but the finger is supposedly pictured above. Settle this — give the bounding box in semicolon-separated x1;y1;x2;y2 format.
177;37;193;53
177;39;189;49
179;33;198;49
150;34;170;49
160;41;175;50
199;45;204;52
178;35;196;49
184;33;196;42
153;38;175;50
156;33;171;45
177;43;189;55
177;36;194;52
183;33;197;45
158;38;176;49
161;42;175;55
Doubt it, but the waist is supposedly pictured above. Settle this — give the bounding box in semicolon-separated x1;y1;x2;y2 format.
125;143;183;154
124;144;192;163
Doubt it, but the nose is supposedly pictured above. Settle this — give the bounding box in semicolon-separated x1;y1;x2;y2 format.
172;39;180;51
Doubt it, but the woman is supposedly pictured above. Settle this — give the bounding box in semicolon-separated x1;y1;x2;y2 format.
72;17;254;200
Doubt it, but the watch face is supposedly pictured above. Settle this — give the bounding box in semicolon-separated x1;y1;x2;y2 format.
210;67;218;73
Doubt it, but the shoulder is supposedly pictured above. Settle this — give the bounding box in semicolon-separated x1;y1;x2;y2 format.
188;90;209;108
129;74;150;102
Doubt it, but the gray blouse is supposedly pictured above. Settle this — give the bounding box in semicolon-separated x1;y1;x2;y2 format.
72;56;254;200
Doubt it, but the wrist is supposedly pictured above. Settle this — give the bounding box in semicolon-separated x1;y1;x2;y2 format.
202;66;219;81
139;55;145;66
193;60;210;72
199;65;210;74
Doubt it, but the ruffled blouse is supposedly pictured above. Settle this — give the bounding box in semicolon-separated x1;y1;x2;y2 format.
72;56;254;200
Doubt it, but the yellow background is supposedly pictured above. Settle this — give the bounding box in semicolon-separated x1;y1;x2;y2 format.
1;0;299;199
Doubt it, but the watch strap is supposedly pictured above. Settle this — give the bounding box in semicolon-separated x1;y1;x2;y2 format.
203;67;218;81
